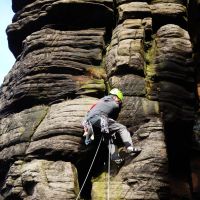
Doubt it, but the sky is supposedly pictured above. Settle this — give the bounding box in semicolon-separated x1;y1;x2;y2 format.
0;0;15;85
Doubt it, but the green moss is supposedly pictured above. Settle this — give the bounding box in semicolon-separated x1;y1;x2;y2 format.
144;37;162;101
78;79;106;96
91;171;122;199
19;127;25;135
91;172;107;199
145;40;156;77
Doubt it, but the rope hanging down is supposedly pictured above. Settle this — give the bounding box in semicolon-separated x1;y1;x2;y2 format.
107;138;111;200
76;135;103;200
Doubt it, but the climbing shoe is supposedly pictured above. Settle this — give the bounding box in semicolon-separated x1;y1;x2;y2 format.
110;158;124;176
113;157;124;165
127;146;142;154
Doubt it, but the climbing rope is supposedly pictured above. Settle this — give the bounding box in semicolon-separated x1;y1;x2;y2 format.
107;138;111;200
76;135;103;200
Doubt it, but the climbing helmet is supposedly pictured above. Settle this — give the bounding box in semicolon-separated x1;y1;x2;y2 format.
109;88;124;101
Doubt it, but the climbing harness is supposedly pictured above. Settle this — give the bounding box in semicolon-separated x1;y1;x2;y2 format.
100;115;109;134
82;115;109;145
76;135;103;200
82;120;95;145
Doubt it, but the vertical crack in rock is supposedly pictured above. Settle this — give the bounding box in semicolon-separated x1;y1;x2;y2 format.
146;23;195;200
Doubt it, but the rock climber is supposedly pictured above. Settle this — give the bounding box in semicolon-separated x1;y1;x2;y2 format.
82;88;141;164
